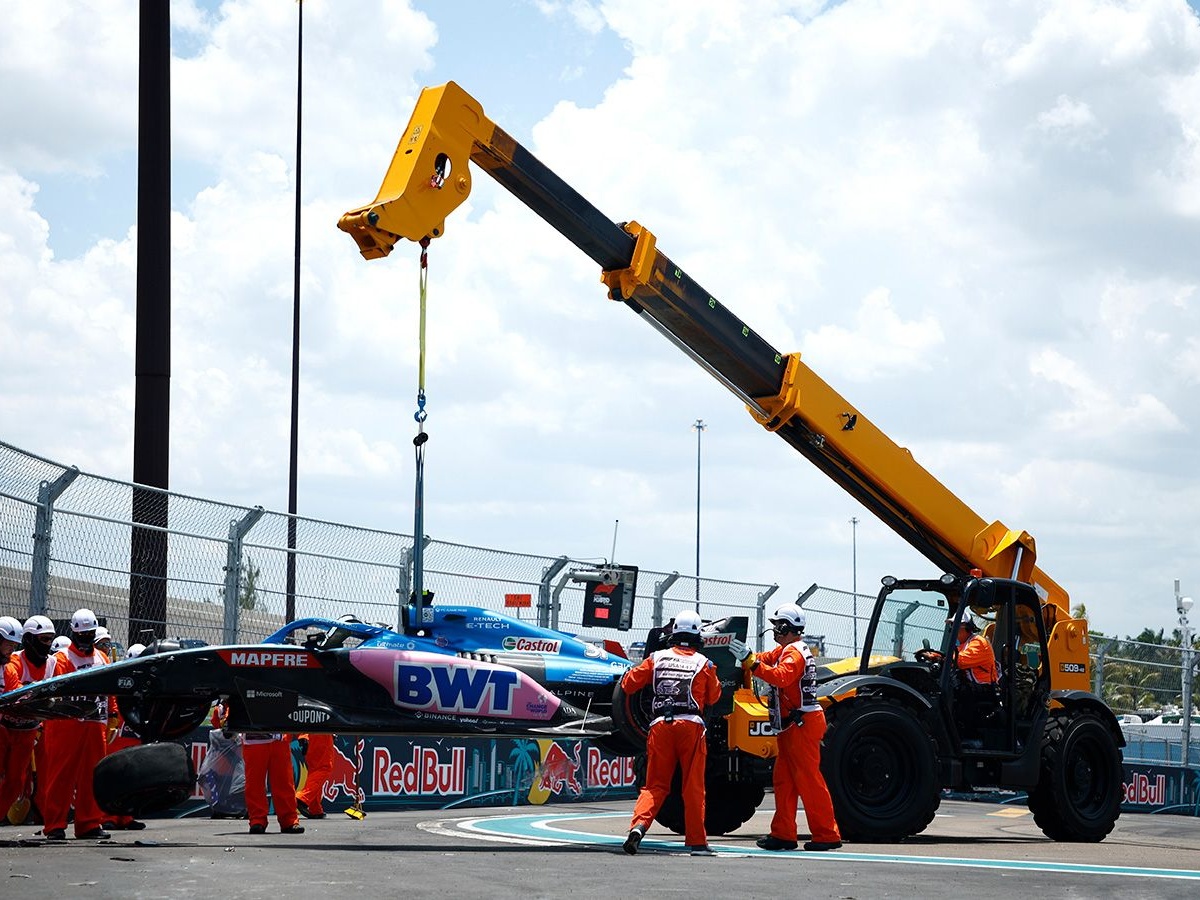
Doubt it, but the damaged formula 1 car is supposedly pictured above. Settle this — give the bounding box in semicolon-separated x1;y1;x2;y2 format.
0;604;642;817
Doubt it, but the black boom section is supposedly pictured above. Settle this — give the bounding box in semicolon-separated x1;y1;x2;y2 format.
471;127;786;401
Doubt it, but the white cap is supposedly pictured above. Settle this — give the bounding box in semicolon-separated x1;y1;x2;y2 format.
126;643;146;659
770;603;806;631
0;616;23;643
95;625;111;643
673;611;703;636
70;608;99;633
50;635;71;653
23;615;55;636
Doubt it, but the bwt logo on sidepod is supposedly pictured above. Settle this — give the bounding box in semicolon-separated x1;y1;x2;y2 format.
394;661;519;714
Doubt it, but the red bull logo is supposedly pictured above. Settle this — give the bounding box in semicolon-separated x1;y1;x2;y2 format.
373;746;467;796
325;738;366;805
1123;772;1166;806
586;747;636;788
537;741;583;795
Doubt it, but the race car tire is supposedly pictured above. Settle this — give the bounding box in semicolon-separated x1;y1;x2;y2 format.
94;742;196;816
1026;709;1122;842
653;770;765;837
821;698;941;841
117;695;213;742
610;681;651;752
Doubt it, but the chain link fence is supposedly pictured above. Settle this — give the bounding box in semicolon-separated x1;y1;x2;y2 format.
0;440;776;652
3;436;1194;751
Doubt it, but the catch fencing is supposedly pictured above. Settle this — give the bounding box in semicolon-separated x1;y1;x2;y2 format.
0;440;779;651
1;438;1193;744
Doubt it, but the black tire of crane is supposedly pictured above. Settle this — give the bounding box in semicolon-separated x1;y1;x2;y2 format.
1026;709;1123;842
93;742;196;816
653;768;766;837
820;698;941;841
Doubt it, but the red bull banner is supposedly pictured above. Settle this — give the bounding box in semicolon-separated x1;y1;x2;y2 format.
177;727;637;816
1119;763;1200;816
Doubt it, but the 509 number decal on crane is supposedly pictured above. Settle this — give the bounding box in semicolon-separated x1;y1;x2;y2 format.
1058;662;1086;674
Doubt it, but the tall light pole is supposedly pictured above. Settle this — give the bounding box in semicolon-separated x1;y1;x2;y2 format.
693;419;706;613
1177;579;1194;767
285;0;304;624
850;516;859;654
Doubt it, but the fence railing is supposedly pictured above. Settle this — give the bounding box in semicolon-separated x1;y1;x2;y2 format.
2;437;1194;738
0;440;778;651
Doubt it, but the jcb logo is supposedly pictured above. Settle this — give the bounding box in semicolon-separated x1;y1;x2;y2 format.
749;721;777;737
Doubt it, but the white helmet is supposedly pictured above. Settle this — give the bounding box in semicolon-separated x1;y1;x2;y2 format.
126;643;146;659
24;615;55;636
770;603;806;632
0;616;23;643
672;611;703;636
95;625;111;643
70;608;99;633
50;635;71;653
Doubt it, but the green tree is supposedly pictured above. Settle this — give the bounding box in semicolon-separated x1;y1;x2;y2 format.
217;557;262;611
238;558;262;611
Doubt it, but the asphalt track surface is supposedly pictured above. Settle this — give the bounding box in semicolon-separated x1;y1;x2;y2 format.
2;798;1198;899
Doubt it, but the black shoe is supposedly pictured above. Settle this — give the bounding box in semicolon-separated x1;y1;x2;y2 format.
803;840;842;852
756;836;798;851
622;826;645;855
77;827;110;840
44;828;66;841
297;801;325;820
281;824;305;835
124;820;147;830
248;824;266;834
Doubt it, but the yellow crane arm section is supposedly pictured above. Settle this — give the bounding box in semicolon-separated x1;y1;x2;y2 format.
337;81;1076;627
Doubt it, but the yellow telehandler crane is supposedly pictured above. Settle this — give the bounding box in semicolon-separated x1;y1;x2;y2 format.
339;82;1124;842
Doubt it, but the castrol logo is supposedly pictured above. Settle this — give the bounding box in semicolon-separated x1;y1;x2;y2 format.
501;636;562;653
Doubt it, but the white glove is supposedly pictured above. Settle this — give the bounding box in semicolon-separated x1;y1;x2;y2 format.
729;639;751;662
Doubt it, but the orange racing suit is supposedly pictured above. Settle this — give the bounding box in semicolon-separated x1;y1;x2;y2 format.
956;633;999;685
621;645;721;847
295;733;335;816
0;651;48;821
242;732;299;831
40;646;115;837
752;641;841;845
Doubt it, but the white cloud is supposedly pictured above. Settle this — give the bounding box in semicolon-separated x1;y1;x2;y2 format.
3;0;1200;643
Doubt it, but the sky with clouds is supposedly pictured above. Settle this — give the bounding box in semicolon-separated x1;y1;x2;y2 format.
2;0;1199;641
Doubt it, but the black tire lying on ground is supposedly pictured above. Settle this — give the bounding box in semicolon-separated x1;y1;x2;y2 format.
94;742;196;816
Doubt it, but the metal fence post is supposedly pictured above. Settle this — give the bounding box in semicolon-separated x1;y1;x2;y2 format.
29;467;80;615
652;572;679;629
539;557;569;629
396;545;415;630
756;584;779;652
223;506;264;644
1092;636;1111;699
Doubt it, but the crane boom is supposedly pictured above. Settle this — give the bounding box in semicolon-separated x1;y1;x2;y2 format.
338;80;1072;617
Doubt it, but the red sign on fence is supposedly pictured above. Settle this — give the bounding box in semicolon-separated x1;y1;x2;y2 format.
504;593;532;608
